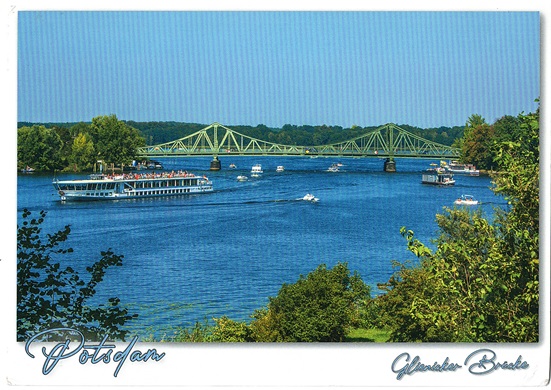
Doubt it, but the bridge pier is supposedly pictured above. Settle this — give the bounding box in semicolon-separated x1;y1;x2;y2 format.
384;158;396;172
210;156;221;171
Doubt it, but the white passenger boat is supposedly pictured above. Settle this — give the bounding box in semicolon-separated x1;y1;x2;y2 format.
251;164;263;174
53;171;213;201
276;165;285;172
443;161;479;176
421;167;455;186
454;194;479;205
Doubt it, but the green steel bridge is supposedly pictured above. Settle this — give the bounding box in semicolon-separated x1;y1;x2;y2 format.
137;122;460;171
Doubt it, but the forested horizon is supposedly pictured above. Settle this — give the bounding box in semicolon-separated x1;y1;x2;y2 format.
17;120;464;147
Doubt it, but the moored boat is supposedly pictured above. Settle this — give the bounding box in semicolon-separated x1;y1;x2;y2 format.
20;166;35;174
53;171;213;201
443;160;479;176
422;167;455;186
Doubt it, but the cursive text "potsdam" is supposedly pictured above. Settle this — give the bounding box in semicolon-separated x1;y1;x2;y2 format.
25;328;165;377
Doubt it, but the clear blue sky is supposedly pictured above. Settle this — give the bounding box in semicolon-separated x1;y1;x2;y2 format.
17;11;540;128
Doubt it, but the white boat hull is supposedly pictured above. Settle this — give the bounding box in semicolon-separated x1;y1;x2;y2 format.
454;200;478;205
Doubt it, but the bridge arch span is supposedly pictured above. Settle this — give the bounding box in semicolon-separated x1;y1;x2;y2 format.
136;122;460;171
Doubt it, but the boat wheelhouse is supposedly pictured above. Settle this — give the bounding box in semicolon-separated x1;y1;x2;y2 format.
53;171;213;201
421;167;455;186
251;164;263;174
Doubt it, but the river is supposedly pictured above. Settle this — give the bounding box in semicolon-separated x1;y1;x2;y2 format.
17;156;505;338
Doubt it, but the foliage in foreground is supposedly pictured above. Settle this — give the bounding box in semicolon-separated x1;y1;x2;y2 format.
17;209;137;341
250;263;370;342
170;263;370;342
370;104;539;342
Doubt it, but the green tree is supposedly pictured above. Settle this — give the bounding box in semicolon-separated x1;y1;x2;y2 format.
453;114;485;154
490;104;539;341
461;122;495;169
17;209;137;341
69;132;96;171
91;114;145;165
69;122;92;138
250;263;370;342
17;125;63;171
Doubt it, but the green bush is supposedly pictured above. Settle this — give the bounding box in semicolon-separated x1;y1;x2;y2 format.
210;316;251;342
250;262;370;342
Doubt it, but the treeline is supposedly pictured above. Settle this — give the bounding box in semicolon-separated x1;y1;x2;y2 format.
125;121;464;146
17;115;145;172
17;118;464;172
453;114;523;170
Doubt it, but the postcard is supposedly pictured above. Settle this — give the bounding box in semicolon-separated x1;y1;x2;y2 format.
2;2;549;388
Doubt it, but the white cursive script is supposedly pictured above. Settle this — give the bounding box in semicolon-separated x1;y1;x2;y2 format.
25;328;165;377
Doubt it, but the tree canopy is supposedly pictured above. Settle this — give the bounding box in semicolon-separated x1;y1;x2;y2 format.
17;115;145;172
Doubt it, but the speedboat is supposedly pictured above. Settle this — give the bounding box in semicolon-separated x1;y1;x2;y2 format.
302;193;319;202
229;163;237;169
327;163;340;172
237;175;248;181
454;194;479;205
276;165;285;172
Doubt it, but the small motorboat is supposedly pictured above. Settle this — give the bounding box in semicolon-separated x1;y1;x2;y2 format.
454;194;479;205
229;163;237;169
302;193;319;202
276;165;285;172
327;163;340;172
20;166;35;173
237;175;248;182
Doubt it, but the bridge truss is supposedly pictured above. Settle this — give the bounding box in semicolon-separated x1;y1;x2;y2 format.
137;122;459;160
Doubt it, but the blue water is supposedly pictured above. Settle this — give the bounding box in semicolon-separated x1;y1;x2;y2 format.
17;157;505;337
